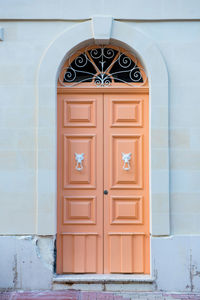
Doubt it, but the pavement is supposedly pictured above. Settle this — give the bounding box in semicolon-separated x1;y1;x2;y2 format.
1;291;200;300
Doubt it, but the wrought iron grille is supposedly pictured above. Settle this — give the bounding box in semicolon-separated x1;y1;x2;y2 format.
58;45;147;87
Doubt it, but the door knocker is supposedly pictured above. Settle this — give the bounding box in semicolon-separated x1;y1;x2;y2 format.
121;152;132;171
75;153;84;171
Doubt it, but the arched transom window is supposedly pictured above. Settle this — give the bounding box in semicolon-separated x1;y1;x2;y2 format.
58;45;148;88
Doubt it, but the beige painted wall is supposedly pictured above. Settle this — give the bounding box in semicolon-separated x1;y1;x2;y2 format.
0;14;200;234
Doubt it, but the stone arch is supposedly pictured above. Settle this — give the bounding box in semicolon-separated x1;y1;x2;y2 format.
36;19;169;237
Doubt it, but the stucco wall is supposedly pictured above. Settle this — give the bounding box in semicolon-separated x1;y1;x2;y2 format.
0;20;200;234
0;21;74;233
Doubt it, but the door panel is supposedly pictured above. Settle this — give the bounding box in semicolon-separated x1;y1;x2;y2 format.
109;234;145;273
63;134;96;189
63;196;96;224
111;134;143;189
57;94;103;274
57;92;149;274
63;98;96;127
104;93;149;274
110;196;143;225
62;234;98;273
111;99;143;127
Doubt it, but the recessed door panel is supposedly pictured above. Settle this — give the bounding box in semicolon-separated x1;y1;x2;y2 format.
63;134;96;189
111;99;143;127
64;99;96;127
63;196;96;224
111;134;143;189
110;196;143;225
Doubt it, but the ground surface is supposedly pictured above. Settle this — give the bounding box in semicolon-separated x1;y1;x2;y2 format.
1;291;200;300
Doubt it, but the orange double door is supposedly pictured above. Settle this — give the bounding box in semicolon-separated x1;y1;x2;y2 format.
57;91;150;274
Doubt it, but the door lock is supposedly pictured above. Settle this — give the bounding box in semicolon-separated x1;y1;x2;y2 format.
104;190;108;195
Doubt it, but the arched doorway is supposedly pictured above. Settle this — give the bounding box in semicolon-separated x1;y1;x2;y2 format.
56;45;150;274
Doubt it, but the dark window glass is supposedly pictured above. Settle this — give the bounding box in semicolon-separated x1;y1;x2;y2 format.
110;54;143;83
63;53;96;83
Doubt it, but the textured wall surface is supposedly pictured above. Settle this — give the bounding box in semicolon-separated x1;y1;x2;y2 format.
152;236;200;292
0;0;200;20
0;0;200;292
0;235;200;292
0;20;200;234
0;21;74;234
0;236;54;290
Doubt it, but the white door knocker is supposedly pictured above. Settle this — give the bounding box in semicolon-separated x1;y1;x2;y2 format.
121;152;132;170
75;153;84;171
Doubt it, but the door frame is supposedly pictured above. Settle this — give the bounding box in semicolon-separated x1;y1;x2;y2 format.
36;19;169;277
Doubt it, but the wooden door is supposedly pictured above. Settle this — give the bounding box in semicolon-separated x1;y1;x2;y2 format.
57;93;104;273
103;93;150;273
57;91;149;274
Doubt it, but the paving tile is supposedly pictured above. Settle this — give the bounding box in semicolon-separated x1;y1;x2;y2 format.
0;291;80;300
80;292;97;300
1;291;200;300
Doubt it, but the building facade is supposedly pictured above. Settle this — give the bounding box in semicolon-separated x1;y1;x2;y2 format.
0;0;200;292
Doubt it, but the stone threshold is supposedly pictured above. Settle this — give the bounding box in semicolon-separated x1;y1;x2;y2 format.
53;274;154;284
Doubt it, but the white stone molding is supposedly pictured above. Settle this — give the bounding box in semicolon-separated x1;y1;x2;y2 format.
36;20;169;237
0;28;4;41
91;15;113;45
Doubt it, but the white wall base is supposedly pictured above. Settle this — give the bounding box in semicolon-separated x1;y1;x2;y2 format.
0;235;200;292
0;235;54;290
152;236;200;292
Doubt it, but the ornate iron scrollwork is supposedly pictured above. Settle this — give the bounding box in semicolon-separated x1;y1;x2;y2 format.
58;46;147;87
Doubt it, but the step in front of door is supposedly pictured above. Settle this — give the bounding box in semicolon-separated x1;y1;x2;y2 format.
53;274;155;292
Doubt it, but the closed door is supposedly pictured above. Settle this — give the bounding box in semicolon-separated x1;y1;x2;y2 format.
57;92;149;274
